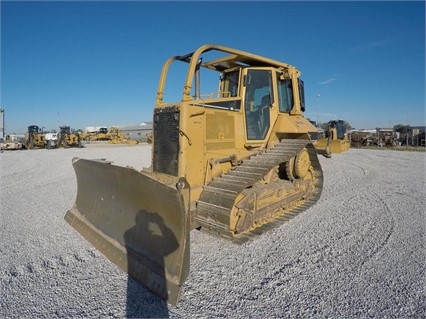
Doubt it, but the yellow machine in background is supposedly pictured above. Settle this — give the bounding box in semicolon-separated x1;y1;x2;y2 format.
145;131;153;144
106;127;138;144
65;44;324;304
24;125;45;149
79;130;93;141
80;127;109;141
91;127;109;141
58;126;82;148
314;120;350;156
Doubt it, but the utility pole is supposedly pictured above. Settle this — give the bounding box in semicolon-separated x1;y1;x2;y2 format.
315;93;320;126
0;108;4;139
406;107;409;147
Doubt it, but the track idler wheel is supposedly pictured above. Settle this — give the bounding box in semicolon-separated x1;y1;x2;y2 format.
286;148;311;180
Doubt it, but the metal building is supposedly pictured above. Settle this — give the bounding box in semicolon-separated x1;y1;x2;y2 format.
120;123;152;142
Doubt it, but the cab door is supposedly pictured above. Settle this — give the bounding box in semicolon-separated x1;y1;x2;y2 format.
243;69;273;140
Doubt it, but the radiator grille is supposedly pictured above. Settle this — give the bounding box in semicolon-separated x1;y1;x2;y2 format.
153;108;179;176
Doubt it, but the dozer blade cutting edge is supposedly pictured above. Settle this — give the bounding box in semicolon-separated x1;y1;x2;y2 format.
64;158;190;305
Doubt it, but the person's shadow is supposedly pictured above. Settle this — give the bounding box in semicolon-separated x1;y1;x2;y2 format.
124;210;179;318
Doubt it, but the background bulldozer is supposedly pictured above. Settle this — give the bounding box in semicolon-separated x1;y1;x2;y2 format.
65;44;323;305
146;131;153;144
90;127;109;141
24;125;45;149
58;125;82;148
314;119;350;156
80;127;109;141
106;127;138;144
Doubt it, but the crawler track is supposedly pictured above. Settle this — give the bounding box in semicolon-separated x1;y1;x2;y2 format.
195;139;323;244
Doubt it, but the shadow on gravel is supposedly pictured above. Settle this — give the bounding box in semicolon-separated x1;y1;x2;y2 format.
126;278;169;318
124;210;178;318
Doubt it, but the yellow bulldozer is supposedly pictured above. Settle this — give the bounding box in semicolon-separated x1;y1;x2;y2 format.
313;119;350;156
24;125;46;149
91;127;109;141
65;44;323;305
106;127;138;145
80;127;109;141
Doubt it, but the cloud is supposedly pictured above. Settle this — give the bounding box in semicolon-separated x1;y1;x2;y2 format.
318;78;336;85
354;39;393;52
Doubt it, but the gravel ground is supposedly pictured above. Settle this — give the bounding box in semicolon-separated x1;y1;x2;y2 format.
1;144;425;319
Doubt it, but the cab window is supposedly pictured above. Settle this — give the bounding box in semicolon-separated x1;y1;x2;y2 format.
244;70;272;140
277;75;293;113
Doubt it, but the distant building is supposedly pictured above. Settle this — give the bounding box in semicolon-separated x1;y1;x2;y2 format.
410;126;426;134
84;126;108;133
409;126;425;147
121;123;152;141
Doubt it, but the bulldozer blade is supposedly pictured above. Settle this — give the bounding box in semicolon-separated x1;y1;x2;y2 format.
64;158;190;305
330;140;350;153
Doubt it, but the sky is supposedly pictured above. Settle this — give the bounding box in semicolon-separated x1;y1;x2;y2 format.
1;1;425;134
